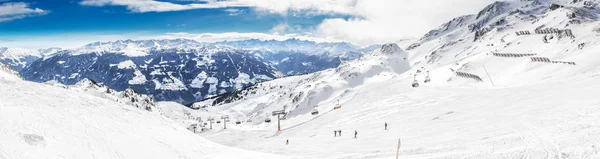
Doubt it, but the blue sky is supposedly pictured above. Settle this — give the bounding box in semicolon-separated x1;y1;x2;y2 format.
0;0;342;35
0;0;497;48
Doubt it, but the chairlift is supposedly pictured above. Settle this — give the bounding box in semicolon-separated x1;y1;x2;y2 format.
265;118;272;123
412;75;420;88
311;109;319;115
334;100;342;110
424;71;431;83
236;121;241;124
216;120;221;124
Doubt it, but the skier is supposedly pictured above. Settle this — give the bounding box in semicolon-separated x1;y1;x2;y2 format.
354;130;357;139
339;130;342;136
334;130;337;137
286;139;289;145
385;122;388;130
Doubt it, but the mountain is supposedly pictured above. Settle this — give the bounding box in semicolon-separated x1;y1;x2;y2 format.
0;62;285;159
21;39;279;104
214;39;380;75
44;78;158;111
183;0;600;158
1;47;41;72
195;43;411;113
0;62;23;80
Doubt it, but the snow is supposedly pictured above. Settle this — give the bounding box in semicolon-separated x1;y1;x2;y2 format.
173;1;600;158
56;61;66;64
190;71;208;88
153;74;187;91
128;70;147;85
0;47;42;59
116;60;136;69
4;1;600;158
0;70;285;159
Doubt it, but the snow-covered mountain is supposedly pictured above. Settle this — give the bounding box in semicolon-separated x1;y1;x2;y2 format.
195;43;411;116
21;39;279;104
0;47;63;72
180;0;600;158
44;78;158;111
214;39;380;75
0;63;285;159
0;62;23;80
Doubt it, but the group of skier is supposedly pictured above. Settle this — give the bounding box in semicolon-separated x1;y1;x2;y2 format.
286;122;389;145
332;122;388;138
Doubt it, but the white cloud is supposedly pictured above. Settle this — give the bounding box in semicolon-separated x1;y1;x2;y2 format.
0;2;48;22
223;8;244;16
79;0;250;12
79;0;501;45
312;0;500;45
156;32;344;43
269;23;303;35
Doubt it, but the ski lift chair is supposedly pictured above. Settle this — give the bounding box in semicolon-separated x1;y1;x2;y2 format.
236;121;241;124
216;121;221;124
334;105;342;110
412;75;420;87
311;109;319;115
265;118;272;123
334;100;342;110
424;71;431;83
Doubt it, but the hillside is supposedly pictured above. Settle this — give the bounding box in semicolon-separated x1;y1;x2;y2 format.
0;65;286;159
177;0;600;158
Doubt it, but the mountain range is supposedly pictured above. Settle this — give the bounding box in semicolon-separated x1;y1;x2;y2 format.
3;39;377;104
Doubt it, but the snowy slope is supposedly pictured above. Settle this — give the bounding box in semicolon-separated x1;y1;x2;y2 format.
0;47;44;72
0;66;287;159
173;1;600;158
44;78;158;112
406;0;600;87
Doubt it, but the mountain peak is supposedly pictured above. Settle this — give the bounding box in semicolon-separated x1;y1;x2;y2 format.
380;43;403;54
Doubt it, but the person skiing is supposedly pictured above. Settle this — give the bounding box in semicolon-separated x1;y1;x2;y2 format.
339;130;342;136
334;130;337;137
385;122;388;130
354;130;357;139
286;139;289;145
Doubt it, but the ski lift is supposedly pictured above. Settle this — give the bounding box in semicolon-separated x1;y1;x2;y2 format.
424;71;431;83
235;121;241;124
216;120;221;124
412;75;420;88
334;100;342;110
265;118;272;123
311;109;319;115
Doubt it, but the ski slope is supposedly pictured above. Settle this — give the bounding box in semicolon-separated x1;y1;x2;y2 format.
196;72;600;159
178;1;600;158
0;70;286;159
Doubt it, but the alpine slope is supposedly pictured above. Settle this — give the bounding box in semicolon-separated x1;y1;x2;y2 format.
181;0;600;158
0;62;287;159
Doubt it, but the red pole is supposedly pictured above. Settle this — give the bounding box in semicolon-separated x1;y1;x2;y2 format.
277;114;281;131
396;139;401;159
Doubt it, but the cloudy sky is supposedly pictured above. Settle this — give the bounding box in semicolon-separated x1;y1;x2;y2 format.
0;0;498;49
